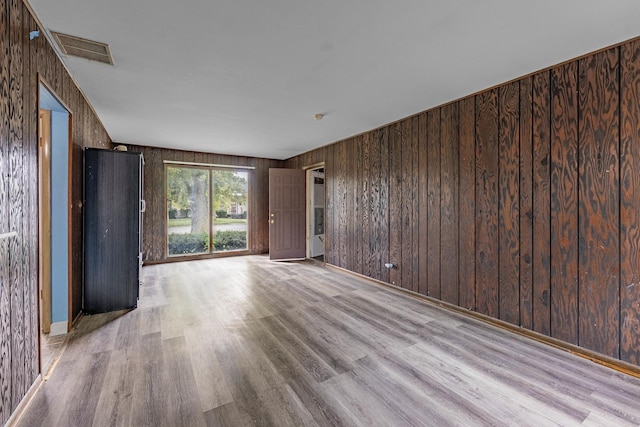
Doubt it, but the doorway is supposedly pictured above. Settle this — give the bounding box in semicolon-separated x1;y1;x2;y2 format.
38;83;71;374
306;166;325;262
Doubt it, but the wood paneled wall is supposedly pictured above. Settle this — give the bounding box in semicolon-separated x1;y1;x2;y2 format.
0;1;111;424
286;38;640;367
124;144;283;263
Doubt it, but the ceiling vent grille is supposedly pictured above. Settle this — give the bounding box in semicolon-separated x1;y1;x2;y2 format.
51;32;113;65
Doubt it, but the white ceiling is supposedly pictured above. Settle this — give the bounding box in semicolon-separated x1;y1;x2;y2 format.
28;0;640;160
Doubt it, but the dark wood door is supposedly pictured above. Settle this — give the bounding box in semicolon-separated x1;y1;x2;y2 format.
269;168;306;260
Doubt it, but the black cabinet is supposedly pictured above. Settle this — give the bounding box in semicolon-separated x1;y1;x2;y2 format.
83;148;144;313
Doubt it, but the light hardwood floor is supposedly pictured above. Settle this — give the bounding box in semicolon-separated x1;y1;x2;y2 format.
17;255;640;426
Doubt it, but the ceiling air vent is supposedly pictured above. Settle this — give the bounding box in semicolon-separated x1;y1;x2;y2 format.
51;32;113;65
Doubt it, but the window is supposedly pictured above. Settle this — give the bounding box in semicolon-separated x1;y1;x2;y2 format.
166;165;249;256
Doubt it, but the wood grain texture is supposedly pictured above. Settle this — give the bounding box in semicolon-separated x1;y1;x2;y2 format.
355;135;364;275
620;39;640;365
577;48;620;358
550;62;579;344
337;140;348;269
0;0;11;422
367;130;381;280
325;144;334;265
519;77;534;330
532;71;552;336
17;256;640;427
411;116;420;293
24;9;39;384
440;103;459;305
360;133;370;277
346;137;356;272
401;118;413;290
458;97;476;310
377;128;390;283
426;109;441;298
498;81;520;325
9;0;25;409
417;112;428;296
475;90;499;318
389;123;402;286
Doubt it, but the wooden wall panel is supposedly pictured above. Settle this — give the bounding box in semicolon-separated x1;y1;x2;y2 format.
337;140;348;270
1;0;11;421
346;138;356;272
127;145;282;263
620;39;640;365
360;133;370;277
440;103;459;305
475;90;499;318
24;8;39;383
426;110;441;298
9;0;25;408
354;135;363;275
519;77;534;329
532;72;552;336
284;36;640;369
389;123;402;286
458;97;476;310
0;1;113;422
410;116;420;294
577;48;620;358
498;82;520;325
417;113;428;296
374;128;390;283
401;118;413;290
550;62;579;345
325;144;334;266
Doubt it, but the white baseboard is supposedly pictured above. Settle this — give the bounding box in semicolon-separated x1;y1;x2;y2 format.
49;321;67;336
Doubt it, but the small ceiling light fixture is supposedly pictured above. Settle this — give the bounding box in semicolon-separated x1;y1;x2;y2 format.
313;113;324;121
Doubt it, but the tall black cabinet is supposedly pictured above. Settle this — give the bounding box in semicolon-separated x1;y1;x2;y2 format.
83;148;144;313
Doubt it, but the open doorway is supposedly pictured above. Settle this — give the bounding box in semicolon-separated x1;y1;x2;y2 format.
306;166;325;262
38;83;71;375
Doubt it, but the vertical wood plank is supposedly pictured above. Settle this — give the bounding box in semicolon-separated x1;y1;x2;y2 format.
389;123;402;286
337;141;348;269
550;62;579;345
379;128;390;284
361;133;370;278
368;130;380;279
426;109;441;298
577;48;620;358
532;71;552;336
23;7;39;384
0;0;12;421
325;144;334;265
9;0;25;408
620;39;640;365
411;115;420;294
401;118;413;290
440;103;459;305
354;135;363;275
346;138;355;272
417;113;428;296
498;81;520;325
475;90;499;318
458;97;476;310
519;77;534;330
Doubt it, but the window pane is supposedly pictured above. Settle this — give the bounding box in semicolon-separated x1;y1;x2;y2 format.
212;170;248;252
167;166;210;256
